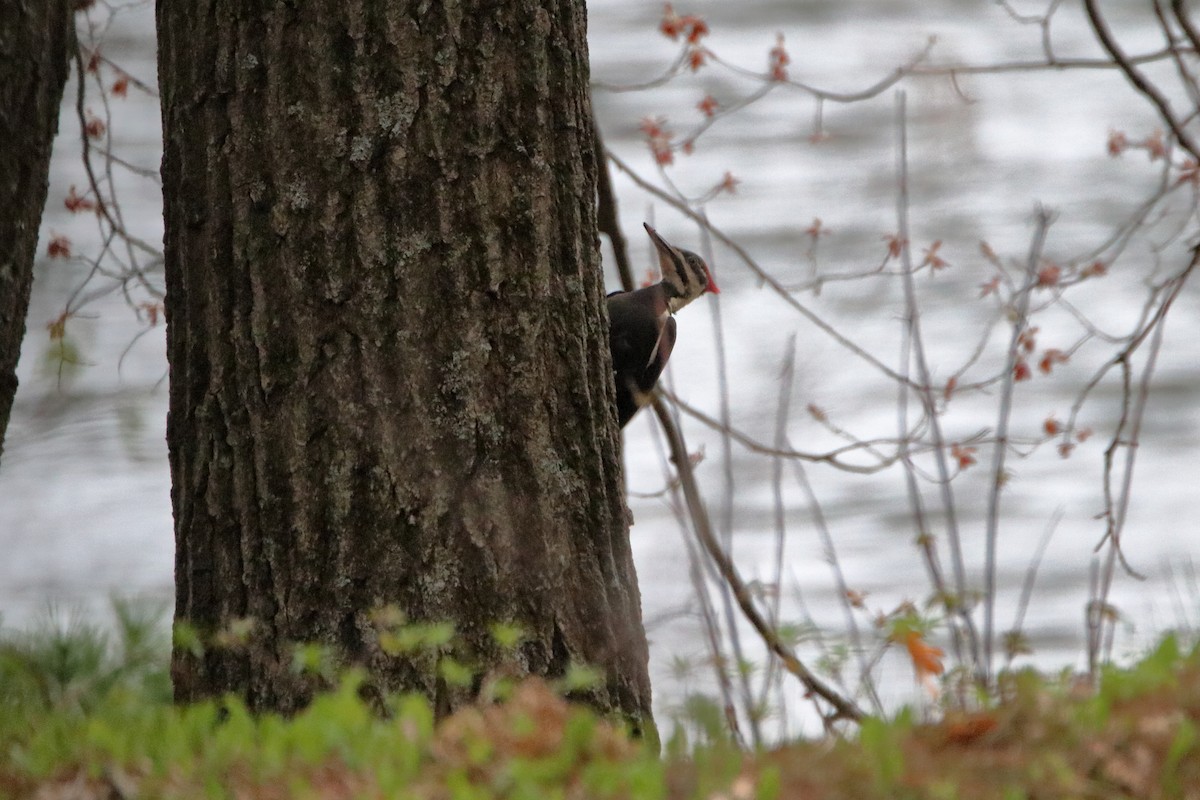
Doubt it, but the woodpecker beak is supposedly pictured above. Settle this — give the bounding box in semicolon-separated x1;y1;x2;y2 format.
643;222;721;295
643;223;675;271
705;270;721;294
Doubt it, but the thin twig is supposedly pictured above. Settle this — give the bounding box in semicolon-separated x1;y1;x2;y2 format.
651;398;865;723
1087;249;1197;672
1153;0;1200;113
593;120;633;290
664;390;912;472
759;334;797;711
706;37;937;104
697;213;760;747
982;206;1053;680
591;49;689;93
1173;0;1200;55
648;397;745;746
72;47;160;260
895;325;958;664
1006;507;1064;668
786;448;884;715
606;149;920;390
1083;0;1200;161
912;47;1182;76
894;90;982;678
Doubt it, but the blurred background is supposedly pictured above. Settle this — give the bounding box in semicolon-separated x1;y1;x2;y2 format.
3;0;1197;729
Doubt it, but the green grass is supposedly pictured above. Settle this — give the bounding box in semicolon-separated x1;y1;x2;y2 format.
2;603;1199;798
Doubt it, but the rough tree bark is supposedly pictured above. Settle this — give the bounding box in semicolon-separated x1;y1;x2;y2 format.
158;1;652;728
0;1;74;464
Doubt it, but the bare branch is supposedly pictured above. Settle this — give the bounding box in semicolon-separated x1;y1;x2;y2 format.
1084;0;1200;161
895;90;983;677
606;149;920;390
651;398;865;723
982;206;1053;679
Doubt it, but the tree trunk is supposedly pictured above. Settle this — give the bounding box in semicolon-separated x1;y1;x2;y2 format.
158;0;651;729
0;1;74;464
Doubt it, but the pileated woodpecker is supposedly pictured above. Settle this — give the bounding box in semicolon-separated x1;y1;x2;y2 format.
607;223;720;428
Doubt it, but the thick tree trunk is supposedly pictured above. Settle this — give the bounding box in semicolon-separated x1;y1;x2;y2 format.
0;1;74;464
158;1;651;728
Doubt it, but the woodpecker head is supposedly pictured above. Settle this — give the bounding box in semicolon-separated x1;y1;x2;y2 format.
644;223;720;313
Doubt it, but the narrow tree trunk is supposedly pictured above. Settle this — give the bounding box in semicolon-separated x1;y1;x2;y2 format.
0;1;74;464
158;0;651;728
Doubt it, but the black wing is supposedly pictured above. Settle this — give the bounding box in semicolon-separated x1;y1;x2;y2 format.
607;290;676;428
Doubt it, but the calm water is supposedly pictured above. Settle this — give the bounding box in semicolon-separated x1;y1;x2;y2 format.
3;0;1197;724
